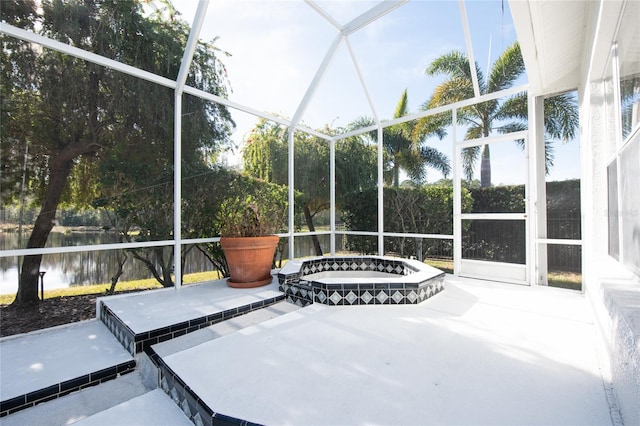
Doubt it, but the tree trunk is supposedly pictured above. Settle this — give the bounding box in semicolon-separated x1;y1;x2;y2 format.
415;237;423;261
107;252;128;295
129;247;175;287
480;144;491;187
393;164;400;187
161;246;174;287
15;155;75;305
303;204;323;256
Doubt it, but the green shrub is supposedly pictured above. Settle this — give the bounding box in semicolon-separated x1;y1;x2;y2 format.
341;185;472;256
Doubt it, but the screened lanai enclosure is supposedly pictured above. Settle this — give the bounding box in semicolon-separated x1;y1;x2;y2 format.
1;0;639;424
1;0;584;296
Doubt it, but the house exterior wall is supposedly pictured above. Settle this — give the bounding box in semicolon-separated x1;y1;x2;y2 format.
580;2;639;424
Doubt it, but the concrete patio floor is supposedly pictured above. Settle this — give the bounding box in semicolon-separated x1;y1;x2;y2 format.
0;275;620;425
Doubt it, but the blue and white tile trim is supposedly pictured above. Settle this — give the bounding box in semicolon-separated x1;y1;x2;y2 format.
100;303;137;355
0;360;136;417
277;256;445;307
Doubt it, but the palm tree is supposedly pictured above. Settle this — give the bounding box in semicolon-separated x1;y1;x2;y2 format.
423;41;578;187
351;89;450;187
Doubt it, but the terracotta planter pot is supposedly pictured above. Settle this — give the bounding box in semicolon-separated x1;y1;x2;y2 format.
220;235;280;288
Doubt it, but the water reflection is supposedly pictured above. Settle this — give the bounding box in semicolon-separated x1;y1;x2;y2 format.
0;232;165;294
0;232;335;294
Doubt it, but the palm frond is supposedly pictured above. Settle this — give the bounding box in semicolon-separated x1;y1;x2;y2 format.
475;64;487;94
348;116;377;142
461;145;480;181
470;99;499;132
496;122;527;135
420;41;575;183
348;116;376;130
488;41;525;93
427;77;475;108
383;127;411;155
508;127;555;175
455;106;478;126
401;149;427;184
394;89;409;119
465;125;484;140
544;93;579;141
425;50;471;81
494;92;528;121
544;138;555;174
419;146;451;177
412;111;451;142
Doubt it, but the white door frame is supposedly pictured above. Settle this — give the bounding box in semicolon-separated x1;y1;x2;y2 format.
453;126;531;285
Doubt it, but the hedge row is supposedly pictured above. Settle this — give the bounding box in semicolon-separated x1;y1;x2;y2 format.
341;180;581;264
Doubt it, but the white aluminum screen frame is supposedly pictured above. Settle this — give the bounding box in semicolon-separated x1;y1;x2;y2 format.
454;130;531;285
0;1;548;292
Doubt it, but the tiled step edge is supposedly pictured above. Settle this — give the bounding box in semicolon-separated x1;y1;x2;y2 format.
100;294;285;356
145;303;300;426
0;359;136;417
72;389;192;426
148;348;262;426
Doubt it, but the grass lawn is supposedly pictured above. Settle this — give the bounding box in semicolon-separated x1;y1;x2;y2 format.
424;258;581;290
547;271;582;291
0;271;222;305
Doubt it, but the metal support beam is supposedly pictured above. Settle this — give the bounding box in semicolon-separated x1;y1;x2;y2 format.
346;37;379;122
174;94;183;289
342;1;407;36
611;43;624;262
330;138;336;255
377;126;384;255
305;0;342;30
291;34;343;128
0;23;336;143
176;0;209;94
288;129;296;260
452;109;462;275
0;23;176;89
458;0;481;98
173;0;209;290
456;130;529;149
333;85;528;142
528;93;547;286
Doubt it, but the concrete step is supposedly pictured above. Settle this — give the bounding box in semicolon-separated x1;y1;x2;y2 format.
145;301;301;426
0;320;135;417
72;389;191;426
151;300;300;357
0;369;150;426
98;280;285;355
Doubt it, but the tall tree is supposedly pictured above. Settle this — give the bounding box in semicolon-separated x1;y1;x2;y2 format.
1;0;233;304
351;89;450;187
423;41;578;187
0;0;38;204
243;119;377;255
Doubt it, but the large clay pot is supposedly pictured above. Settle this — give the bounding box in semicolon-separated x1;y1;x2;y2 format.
220;235;279;288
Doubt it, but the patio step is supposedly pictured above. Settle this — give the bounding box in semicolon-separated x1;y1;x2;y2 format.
0;369;151;426
98;280;285;355
72;389;191;426
0;320;136;417
151;300;300;357
148;300;300;425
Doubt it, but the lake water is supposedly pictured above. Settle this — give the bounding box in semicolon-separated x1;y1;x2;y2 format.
0;232;334;295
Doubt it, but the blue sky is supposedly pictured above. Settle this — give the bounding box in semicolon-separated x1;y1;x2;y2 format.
174;0;580;184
